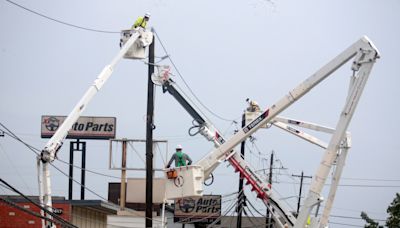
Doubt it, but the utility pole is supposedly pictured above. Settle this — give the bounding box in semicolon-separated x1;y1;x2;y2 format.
237;113;246;228
120;140;127;210
266;151;274;228
292;171;312;217
145;28;155;228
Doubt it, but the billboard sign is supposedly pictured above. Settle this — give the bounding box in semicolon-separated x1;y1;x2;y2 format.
41;115;116;140
174;195;221;224
126;178;166;204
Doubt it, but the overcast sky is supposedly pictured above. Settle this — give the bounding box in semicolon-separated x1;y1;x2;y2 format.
1;0;399;227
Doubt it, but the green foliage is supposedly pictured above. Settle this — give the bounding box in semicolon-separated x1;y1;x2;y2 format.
361;193;400;228
361;211;380;228
386;193;400;228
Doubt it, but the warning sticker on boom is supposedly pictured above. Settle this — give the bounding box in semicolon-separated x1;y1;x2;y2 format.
243;109;269;133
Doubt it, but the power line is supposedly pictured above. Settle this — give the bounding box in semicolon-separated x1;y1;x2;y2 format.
153;29;240;123
341;177;400;182
0;123;164;223
5;0;119;34
328;221;364;227
0;197;61;225
277;173;400;182
0;178;77;228
0;143;33;194
0;123;120;180
55;158;120;180
278;181;400;188
330;214;386;222
5;1;240;124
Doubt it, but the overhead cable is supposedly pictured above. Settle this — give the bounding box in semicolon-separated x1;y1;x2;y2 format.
153;28;240;123
5;0;119;34
0;178;77;228
0;123;164;223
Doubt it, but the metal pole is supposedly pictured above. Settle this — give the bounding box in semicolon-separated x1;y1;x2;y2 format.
297;171;304;216
80;141;86;200
292;172;312;217
120;140;127;210
237;113;246;228
266;151;274;228
145;28;155;228
68;141;74;200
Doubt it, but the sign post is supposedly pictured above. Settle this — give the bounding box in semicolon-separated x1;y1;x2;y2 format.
68;139;86;200
41;115;116;200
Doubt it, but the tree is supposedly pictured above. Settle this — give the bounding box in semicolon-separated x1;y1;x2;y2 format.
361;193;400;228
361;211;380;228
386;193;400;228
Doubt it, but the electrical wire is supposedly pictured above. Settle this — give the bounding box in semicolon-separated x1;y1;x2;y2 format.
0;124;41;155
206;193;240;228
0;123;121;180
0;197;64;226
0;123;164;223
0;124;395;224
127;141;146;165
245;197;266;217
0;143;33;194
0;178;77;228
278;181;400;188
5;0;119;34
54;159;120;180
153;29;240;123
171;79;217;129
178;191;241;224
328;221;363;227
176;196;225;224
155;141;167;166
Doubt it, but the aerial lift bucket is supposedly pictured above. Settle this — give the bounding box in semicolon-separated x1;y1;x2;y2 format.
165;165;204;199
120;29;153;59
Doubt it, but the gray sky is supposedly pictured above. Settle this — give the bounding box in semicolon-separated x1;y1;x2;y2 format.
1;0;399;227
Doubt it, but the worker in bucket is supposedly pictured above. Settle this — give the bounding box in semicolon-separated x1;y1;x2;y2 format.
166;145;193;168
246;99;261;112
132;12;151;30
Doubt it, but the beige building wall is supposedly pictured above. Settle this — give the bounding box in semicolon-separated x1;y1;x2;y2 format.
72;206;108;228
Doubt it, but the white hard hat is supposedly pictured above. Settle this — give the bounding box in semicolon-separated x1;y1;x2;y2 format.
250;100;258;106
176;144;183;150
144;12;151;18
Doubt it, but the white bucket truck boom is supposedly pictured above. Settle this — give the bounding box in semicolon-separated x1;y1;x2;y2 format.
163;36;379;228
38;29;153;228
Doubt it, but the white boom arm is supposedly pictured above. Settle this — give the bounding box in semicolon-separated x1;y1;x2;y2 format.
38;30;151;228
41;32;141;162
166;36;379;228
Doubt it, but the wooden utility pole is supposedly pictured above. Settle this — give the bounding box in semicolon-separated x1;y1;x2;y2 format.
145;29;155;228
292;171;312;217
120;140;127;210
237;113;246;228
266;151;274;228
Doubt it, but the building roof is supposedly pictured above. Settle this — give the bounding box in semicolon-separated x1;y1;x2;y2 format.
0;195;66;204
0;195;131;215
69;200;121;215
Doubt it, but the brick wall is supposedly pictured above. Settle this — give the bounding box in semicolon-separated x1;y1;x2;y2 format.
0;201;71;227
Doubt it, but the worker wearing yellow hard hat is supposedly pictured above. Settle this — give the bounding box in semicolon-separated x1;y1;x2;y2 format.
132;12;151;29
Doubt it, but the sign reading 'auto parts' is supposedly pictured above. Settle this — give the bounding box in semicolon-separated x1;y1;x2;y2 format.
174;195;221;224
41;116;116;140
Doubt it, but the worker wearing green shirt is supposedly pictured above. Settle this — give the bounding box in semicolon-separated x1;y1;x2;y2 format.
132;13;150;29
166;145;193;168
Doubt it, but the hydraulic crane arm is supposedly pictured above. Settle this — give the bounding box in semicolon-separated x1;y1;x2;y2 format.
38;29;153;228
165;36;379;228
41;32;142;162
161;78;223;146
156;71;297;226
